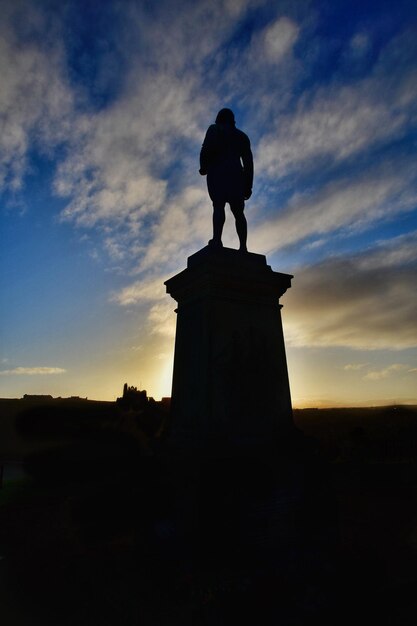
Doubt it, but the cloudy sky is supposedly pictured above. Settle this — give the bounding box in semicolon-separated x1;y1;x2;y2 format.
1;0;416;407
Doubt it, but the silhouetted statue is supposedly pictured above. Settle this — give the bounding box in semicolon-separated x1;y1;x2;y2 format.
200;108;253;252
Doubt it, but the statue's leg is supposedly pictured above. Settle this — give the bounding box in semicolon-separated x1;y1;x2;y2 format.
230;200;247;252
211;201;226;246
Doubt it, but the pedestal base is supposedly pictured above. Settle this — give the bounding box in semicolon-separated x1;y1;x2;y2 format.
165;246;294;442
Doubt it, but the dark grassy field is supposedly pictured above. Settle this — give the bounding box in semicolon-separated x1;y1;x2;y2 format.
2;397;416;462
0;398;118;457
294;404;417;462
1;399;417;624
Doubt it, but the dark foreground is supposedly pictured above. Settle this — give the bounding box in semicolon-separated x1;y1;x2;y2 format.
1;400;417;625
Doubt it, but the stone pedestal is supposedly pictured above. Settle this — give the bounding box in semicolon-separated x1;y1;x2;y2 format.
165;246;294;443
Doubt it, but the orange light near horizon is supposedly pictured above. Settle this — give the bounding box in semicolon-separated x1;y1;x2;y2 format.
149;356;174;401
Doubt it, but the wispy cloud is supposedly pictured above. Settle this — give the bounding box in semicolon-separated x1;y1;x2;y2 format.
251;158;417;255
283;232;417;350
256;28;417;177
364;364;408;381
111;274;176;339
0;367;66;376
268;17;299;58
349;32;370;58
343;363;368;371
0;1;74;193
356;231;417;270
252;15;300;63
148;302;176;338
111;276;166;306
136;186;211;273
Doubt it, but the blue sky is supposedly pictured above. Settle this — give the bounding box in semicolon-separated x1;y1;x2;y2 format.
1;0;416;406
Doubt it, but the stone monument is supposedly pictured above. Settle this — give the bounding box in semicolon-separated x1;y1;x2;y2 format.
165;108;295;445
159;113;337;625
165;245;294;444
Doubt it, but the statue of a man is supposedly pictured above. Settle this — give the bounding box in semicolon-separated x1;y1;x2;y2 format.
199;108;253;252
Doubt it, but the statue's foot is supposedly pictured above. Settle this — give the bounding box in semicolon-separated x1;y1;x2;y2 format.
208;239;223;248
239;245;248;253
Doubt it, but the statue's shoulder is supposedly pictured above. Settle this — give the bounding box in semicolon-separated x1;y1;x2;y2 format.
203;124;220;143
235;127;251;147
206;124;218;135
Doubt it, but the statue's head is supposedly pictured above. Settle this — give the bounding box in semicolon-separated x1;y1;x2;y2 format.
215;108;235;126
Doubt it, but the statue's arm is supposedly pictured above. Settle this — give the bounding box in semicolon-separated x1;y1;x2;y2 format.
199;125;217;175
242;137;254;199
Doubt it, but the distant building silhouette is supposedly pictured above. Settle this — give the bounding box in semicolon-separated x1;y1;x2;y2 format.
22;394;53;401
21;394;87;401
117;383;151;411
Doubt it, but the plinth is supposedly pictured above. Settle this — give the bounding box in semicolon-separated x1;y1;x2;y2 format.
165;246;294;443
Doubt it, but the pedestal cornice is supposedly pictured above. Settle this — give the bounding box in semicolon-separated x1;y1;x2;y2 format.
165;246;293;306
